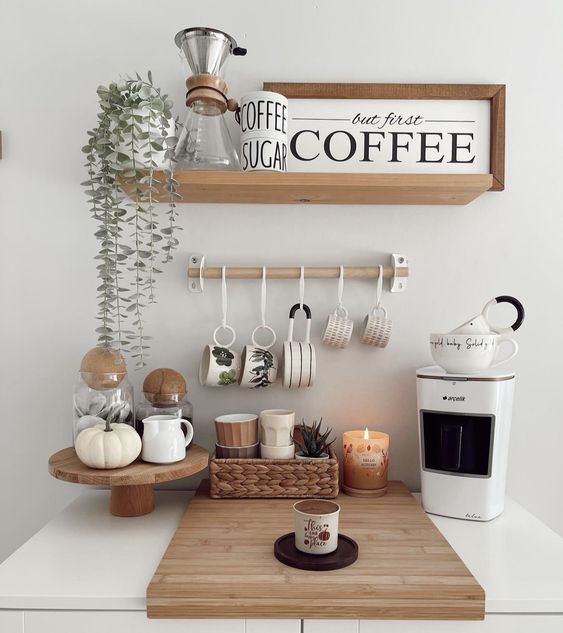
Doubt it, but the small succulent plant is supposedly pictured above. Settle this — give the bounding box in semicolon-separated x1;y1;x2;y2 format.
293;418;335;458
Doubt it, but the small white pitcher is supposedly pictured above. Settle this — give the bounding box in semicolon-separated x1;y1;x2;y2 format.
141;415;193;464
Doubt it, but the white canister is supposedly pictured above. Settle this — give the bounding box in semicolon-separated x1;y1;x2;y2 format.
293;499;340;555
238;91;288;172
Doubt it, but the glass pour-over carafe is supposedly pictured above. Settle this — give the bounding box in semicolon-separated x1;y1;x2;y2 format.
174;27;247;170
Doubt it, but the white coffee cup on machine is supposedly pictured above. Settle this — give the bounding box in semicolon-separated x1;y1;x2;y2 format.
430;333;519;374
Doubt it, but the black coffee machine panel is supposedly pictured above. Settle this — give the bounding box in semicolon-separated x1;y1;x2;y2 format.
421;411;494;477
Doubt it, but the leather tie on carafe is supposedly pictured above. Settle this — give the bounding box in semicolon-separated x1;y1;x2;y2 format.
185;74;239;113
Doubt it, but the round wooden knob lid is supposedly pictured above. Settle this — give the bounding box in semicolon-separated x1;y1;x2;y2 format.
143;368;187;404
79;347;127;390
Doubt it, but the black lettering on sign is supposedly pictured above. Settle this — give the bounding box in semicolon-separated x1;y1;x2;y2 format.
389;132;414;163
360;131;385;162
448;133;475;163
290;130;320;161
324;131;356;162
417;132;444;163
353;113;382;126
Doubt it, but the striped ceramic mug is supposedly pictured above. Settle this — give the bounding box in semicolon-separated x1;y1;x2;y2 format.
282;304;316;389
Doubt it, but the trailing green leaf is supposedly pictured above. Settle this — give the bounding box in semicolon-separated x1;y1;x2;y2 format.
82;72;181;368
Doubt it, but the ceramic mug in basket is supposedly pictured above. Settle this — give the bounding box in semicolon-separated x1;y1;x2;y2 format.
260;409;295;447
430;333;519;374
214;413;259;447
282;304;316;389
199;325;240;387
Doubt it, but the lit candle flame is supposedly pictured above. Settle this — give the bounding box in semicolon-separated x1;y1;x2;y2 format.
364;427;369;440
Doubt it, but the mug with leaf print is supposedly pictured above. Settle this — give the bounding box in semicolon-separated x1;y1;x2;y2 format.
239;326;278;388
199;325;240;387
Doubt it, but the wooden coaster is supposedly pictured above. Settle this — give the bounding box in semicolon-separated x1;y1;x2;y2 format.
342;484;387;497
274;533;358;571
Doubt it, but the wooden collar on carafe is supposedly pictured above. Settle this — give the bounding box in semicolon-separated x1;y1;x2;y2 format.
185;74;238;113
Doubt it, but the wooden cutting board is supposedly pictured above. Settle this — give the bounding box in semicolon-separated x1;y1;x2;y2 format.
147;480;484;620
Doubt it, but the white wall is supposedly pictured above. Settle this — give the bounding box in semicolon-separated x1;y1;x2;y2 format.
1;0;562;562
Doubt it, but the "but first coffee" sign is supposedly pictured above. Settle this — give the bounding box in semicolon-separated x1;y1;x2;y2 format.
285;98;491;174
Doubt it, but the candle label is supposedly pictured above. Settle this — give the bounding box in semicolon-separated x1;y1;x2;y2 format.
343;441;389;490
302;518;332;551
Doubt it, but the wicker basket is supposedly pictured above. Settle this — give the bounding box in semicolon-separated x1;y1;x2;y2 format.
209;449;339;499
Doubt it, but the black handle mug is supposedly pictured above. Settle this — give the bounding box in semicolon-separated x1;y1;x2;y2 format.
282;304;316;390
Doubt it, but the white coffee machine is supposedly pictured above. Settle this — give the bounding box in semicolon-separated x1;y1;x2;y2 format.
416;365;515;521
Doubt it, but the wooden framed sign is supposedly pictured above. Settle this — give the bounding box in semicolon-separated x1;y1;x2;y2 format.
263;83;505;190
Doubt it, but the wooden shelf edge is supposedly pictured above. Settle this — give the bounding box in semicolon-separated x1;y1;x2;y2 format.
121;172;494;206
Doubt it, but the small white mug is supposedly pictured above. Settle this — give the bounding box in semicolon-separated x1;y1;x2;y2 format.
141;415;193;464
294;499;340;555
260;409;295;447
322;306;354;349
199;325;240;387
360;306;392;348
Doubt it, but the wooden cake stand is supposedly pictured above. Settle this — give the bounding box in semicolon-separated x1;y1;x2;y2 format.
48;445;209;517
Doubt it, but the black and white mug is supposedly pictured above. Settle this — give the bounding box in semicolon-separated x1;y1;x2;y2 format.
282;304;316;389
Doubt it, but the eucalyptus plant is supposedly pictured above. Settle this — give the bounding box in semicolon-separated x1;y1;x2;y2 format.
82;72;181;368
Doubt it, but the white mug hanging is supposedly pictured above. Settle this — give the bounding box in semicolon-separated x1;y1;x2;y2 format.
239;267;278;388
199;266;241;386
322;266;354;349
360;265;392;348
282;267;316;389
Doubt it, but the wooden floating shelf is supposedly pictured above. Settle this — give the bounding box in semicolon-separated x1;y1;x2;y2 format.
124;171;494;205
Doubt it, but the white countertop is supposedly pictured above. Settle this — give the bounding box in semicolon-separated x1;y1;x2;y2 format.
0;491;192;611
0;490;562;614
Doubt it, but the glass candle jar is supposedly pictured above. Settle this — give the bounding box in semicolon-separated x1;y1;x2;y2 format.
342;429;389;497
73;371;134;444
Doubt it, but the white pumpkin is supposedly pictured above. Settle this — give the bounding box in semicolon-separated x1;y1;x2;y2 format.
75;421;141;469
